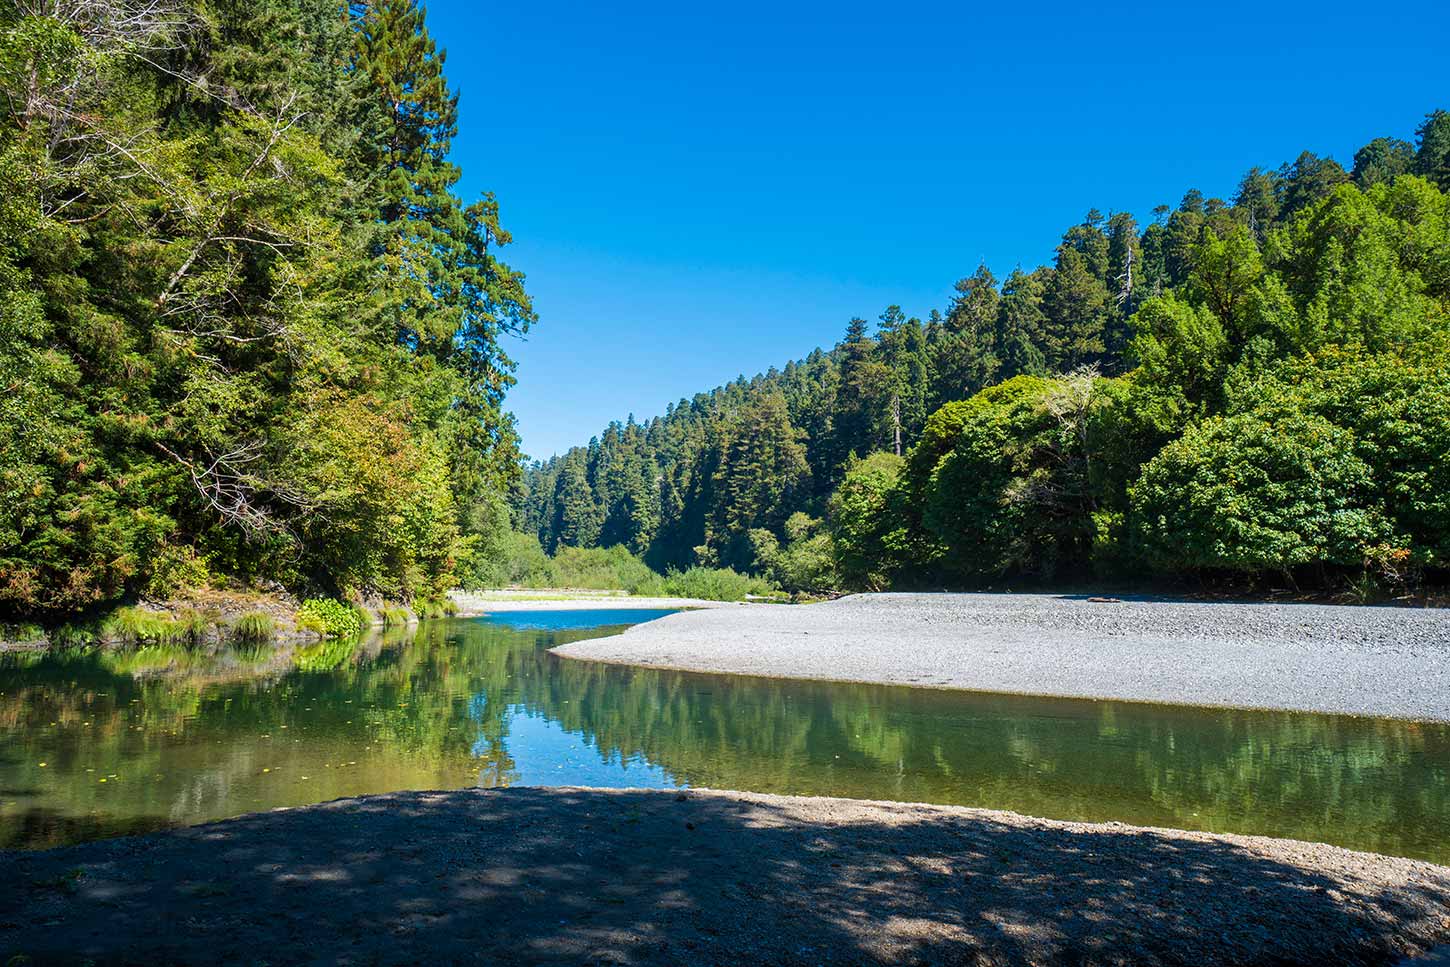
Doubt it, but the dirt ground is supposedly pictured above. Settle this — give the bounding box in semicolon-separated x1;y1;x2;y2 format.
3;786;1449;966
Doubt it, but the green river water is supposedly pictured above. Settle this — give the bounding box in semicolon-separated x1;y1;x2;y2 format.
2;609;1447;861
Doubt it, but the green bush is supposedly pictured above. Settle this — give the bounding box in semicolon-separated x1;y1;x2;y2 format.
412;597;457;619
1130;408;1391;573
539;545;658;591
380;604;410;627
644;566;776;602
141;544;212;600
295;598;364;638
455;529;552;589
828;452;910;590
1131;342;1450;579
232;612;276;642
751;513;837;593
0;622;46;644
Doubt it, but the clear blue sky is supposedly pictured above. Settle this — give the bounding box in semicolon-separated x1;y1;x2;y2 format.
431;0;1449;460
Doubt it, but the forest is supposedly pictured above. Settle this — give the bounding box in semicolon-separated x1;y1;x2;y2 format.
522;112;1450;596
0;0;533;620
2;0;1448;618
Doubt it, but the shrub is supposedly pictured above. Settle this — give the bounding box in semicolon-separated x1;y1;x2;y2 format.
296;598;364;638
142;544;211;600
540;545;658;591
380;605;410;627
232;612;276;642
458;530;552;588
752;514;836;592
1130;408;1392;573
412;597;457;619
828;452;909;590
649;566;776;602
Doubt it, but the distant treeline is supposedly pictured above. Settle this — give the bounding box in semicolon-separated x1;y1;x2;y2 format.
521;112;1450;595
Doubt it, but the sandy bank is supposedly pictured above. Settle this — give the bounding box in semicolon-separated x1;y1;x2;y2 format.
3;786;1447;966
552;592;1450;721
450;588;745;615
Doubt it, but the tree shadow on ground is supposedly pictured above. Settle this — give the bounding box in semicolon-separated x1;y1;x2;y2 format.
2;787;1448;966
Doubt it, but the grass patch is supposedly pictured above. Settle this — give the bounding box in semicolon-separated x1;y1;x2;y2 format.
231;612;276;642
100;606;211;645
380;605;410;627
413;597;457;619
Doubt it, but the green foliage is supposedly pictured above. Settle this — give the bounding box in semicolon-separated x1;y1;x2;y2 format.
636;566;777;602
542;545;659;591
522;124;1450;595
232;612;276;642
751;513;837;593
142;546;212;602
101;607;209;646
0;0;532;620
296;599;364;639
293;636;358;673
827;453;909;590
380;605;411;628
458;530;552;589
1130;409;1389;574
708;392;811;570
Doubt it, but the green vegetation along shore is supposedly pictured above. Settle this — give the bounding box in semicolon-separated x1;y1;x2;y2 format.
523;113;1450;601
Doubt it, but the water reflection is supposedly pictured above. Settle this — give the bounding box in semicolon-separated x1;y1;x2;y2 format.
2;611;1448;861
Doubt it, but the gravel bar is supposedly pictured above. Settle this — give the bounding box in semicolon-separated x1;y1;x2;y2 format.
4;786;1449;966
552;592;1450;721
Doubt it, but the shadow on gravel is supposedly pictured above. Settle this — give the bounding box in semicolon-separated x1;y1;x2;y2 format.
2;787;1447;966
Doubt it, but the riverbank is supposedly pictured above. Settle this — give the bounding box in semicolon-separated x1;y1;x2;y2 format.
450;588;748;614
553;592;1450;721
3;786;1447;966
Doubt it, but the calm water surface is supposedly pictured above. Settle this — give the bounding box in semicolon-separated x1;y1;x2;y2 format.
3;609;1448;861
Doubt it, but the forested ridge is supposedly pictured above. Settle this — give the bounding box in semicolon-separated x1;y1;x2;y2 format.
523;112;1450;595
0;0;532;619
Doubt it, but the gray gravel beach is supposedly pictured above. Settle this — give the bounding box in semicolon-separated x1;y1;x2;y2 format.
450;589;743;615
553;592;1450;721
4;786;1448;966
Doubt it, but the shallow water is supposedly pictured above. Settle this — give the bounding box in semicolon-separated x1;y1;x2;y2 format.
2;609;1448;861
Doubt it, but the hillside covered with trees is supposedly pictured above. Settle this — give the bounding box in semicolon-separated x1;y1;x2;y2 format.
522;112;1450;596
0;0;533;619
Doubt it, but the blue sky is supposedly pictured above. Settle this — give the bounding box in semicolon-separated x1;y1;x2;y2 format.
431;0;1450;459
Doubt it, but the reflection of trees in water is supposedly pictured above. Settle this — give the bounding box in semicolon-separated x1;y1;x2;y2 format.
3;621;1450;861
486;632;1450;861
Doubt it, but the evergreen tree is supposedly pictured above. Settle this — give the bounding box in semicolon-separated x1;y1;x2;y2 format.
1234;167;1281;240
931;265;999;404
1352;137;1416;188
351;0;536;517
552;453;601;549
877;307;932;453
1415;110;1450;190
995;268;1049;379
1043;245;1108;370
708;393;810;569
1276;150;1349;216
